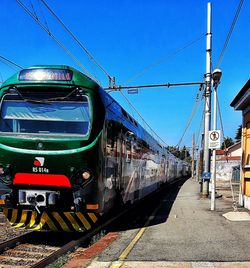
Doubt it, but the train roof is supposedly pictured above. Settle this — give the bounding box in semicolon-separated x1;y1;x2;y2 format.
0;65;99;90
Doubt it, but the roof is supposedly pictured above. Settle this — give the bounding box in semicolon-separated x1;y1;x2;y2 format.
226;141;241;151
216;150;225;155
230;79;250;110
0;65;99;90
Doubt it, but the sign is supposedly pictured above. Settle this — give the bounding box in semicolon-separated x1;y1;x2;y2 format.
202;172;211;181
128;89;138;94
19;68;73;81
208;130;221;149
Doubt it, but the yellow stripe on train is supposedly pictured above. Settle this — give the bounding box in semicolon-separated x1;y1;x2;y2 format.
3;208;99;232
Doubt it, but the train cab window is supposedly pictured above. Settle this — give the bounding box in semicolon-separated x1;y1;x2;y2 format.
0;95;91;136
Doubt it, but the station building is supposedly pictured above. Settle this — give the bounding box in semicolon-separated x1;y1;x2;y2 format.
231;79;250;209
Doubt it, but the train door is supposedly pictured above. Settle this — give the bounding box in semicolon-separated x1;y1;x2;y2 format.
121;130;138;203
104;120;118;190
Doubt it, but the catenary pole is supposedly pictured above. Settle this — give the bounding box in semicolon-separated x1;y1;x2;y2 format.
211;81;217;210
202;2;212;197
211;69;222;210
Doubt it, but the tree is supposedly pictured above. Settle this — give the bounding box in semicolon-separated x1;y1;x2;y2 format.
235;124;242;143
221;137;234;149
167;146;190;160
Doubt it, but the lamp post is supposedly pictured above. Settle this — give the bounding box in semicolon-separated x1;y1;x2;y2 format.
211;68;222;211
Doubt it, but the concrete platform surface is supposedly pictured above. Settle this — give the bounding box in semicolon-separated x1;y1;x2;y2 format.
65;179;250;267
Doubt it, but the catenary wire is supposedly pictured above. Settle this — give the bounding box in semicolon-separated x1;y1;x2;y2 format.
217;93;227;151
124;35;205;85
119;90;169;148
195;103;205;148
215;0;244;68
16;0;99;83
0;58;19;72
0;55;23;69
36;0;50;31
40;0;113;83
176;88;203;147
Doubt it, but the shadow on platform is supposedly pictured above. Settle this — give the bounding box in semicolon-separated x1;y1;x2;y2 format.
108;177;188;232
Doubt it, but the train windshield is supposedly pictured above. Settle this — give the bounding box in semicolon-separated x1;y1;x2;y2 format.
0;95;91;136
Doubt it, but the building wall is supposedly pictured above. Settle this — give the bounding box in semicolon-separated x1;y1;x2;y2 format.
214;160;241;181
242;111;250;197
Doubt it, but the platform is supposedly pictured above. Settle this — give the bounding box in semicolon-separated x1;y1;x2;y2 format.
64;179;250;268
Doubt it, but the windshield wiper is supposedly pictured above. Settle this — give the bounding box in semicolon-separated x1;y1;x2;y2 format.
7;87;82;104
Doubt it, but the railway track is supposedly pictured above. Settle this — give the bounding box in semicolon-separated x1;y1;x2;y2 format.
0;206;132;268
0;177;188;268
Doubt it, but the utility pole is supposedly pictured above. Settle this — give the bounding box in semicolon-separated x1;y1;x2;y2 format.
192;134;195;179
202;2;212;197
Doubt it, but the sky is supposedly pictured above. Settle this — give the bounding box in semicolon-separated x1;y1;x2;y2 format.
0;0;249;149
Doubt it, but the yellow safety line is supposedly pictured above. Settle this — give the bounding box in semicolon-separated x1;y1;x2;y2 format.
110;199;163;268
111;227;147;268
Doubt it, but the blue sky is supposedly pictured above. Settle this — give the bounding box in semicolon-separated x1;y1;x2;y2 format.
1;0;249;148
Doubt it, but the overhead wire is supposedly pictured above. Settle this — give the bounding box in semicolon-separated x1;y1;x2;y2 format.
29;0;38;20
36;0;50;31
195;102;205;148
16;0;99;83
217;93;227;151
119;90;170;147
124;35;205;85
40;0;113;83
215;0;244;68
115;35;206;150
0;55;23;69
176;87;203;147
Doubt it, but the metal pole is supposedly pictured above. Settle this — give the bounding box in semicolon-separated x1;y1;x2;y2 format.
211;84;217;210
192;134;195;179
202;2;212;197
196;146;199;181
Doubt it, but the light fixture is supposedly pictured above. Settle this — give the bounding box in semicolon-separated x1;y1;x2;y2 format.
212;69;222;86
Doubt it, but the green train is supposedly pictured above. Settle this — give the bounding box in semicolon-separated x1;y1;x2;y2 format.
0;66;190;232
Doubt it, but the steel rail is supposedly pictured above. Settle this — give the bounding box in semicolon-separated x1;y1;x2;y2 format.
31;208;136;268
0;231;34;254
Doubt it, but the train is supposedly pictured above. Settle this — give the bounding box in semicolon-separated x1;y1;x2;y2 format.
0;66;190;232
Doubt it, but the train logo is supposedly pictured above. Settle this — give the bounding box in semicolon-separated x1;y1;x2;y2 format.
33;157;45;167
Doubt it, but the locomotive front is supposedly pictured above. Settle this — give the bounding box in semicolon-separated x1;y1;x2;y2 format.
0;66;105;232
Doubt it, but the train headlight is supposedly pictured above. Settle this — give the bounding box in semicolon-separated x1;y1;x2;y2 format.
82;171;91;180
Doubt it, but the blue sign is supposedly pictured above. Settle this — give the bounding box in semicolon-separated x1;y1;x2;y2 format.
202;172;211;181
128;89;138;94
